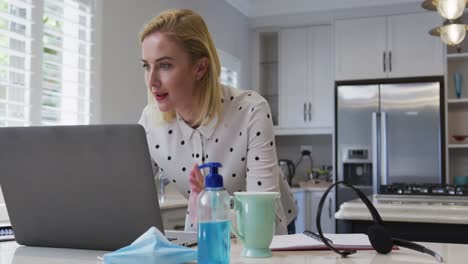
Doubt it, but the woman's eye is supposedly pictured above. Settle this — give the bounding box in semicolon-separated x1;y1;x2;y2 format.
142;63;150;71
160;63;171;70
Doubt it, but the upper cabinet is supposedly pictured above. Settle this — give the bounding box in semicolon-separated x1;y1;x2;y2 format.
279;26;333;134
254;25;333;135
335;13;444;81
335;16;387;80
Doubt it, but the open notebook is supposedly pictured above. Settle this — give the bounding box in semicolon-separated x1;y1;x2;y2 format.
270;233;375;251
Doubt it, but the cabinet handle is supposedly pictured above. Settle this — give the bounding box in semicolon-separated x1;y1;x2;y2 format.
308;102;312;122
303;103;306;122
389;51;392;72
328;198;332;219
174;224;185;230
383;52;386;72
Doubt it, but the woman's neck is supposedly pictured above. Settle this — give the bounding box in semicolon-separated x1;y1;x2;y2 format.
176;100;200;128
177;110;198;128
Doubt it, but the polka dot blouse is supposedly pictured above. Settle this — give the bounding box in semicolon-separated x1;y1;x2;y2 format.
138;85;298;235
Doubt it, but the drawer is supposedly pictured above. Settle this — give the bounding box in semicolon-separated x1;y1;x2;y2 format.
162;207;187;230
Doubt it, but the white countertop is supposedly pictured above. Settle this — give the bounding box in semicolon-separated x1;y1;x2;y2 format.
292;180;332;192
158;184;188;210
292;186;330;192
159;194;188;210
1;239;466;263
336;195;468;224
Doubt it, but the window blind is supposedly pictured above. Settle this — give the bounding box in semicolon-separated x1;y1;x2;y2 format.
0;0;33;127
0;0;94;127
41;0;93;125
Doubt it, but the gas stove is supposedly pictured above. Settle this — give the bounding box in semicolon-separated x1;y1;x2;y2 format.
380;183;468;196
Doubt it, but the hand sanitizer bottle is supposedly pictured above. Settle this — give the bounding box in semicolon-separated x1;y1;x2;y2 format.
197;162;231;264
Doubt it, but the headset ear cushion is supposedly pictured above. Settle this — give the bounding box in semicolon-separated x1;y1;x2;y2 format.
368;225;393;254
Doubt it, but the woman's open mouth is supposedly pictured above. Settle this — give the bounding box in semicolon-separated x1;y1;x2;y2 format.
154;92;168;102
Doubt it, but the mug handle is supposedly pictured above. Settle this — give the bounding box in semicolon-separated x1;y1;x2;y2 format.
230;196;245;244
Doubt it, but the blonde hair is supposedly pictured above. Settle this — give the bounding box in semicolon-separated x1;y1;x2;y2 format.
140;9;222;127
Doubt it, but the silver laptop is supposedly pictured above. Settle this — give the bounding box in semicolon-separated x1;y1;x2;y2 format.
0;124;197;250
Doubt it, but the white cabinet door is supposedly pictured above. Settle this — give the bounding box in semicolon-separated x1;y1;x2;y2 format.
280;26;334;131
279;27;309;128
387;12;444;78
322;190;336;233
310;190;335;233
293;191;308;233
335;17;387;81
309;25;333;128
162;207;187;230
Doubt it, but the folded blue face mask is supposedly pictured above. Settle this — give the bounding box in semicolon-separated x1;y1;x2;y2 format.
102;227;197;264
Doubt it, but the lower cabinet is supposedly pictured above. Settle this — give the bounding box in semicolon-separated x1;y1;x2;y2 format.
293;189;335;234
161;206;187;231
293;190;308;233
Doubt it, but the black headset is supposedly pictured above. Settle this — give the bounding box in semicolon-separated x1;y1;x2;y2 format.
316;181;443;262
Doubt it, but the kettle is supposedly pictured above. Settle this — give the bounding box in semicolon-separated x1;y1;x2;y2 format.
278;159;295;186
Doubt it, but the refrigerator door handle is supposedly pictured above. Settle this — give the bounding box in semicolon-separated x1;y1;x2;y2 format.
308;102;312;122
389;51;392;72
381;112;388;186
303;103;306;122
383;52;386;72
372;112;379;193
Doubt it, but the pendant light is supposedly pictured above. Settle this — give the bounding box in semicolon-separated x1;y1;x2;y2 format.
423;0;468;46
430;19;468;46
422;0;467;20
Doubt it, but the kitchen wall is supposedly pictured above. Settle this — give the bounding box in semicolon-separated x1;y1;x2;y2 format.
275;135;333;183
249;2;422;28
95;0;251;124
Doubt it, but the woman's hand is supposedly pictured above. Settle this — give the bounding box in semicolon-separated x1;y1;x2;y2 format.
189;163;204;194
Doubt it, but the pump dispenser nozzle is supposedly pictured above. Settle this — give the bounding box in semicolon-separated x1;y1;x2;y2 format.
198;162;223;188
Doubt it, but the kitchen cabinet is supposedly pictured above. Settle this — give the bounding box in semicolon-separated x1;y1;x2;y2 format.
335;12;443;81
310;190;335;233
161;206;187;230
293;188;335;234
254;25;333;135
278;26;333;134
293;190;308;233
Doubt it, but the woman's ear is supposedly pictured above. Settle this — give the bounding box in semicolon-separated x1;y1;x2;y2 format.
194;57;209;80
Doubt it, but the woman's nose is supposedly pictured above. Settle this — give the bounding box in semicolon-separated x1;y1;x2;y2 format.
149;72;161;91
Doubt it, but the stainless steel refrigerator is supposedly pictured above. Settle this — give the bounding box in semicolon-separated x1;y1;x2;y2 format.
335;78;444;225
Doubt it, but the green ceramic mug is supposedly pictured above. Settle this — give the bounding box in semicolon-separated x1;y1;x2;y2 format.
231;192;278;258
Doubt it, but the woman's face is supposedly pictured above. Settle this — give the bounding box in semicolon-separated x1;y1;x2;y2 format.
141;32;205;116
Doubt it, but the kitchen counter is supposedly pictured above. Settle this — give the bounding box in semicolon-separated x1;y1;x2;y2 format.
292;180;332;192
159;194;188;210
1;239;466;263
292;186;330;192
335;194;468;244
335;194;468;224
158;184;188;210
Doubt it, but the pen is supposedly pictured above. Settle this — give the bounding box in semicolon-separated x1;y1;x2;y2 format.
303;230;333;245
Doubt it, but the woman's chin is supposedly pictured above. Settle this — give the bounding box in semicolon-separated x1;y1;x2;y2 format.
156;102;171;112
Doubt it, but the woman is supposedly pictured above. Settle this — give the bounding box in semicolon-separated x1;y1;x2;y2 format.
138;9;297;235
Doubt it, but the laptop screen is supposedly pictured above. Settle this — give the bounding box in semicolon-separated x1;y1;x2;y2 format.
0;125;165;250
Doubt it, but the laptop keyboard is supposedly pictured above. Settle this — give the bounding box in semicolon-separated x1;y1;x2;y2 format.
0;226;14;242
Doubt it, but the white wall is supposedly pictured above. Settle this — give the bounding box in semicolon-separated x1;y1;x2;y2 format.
95;0;251;124
275;135;333;184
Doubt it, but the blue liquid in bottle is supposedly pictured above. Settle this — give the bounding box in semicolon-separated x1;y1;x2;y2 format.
197;162;231;264
198;220;231;264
